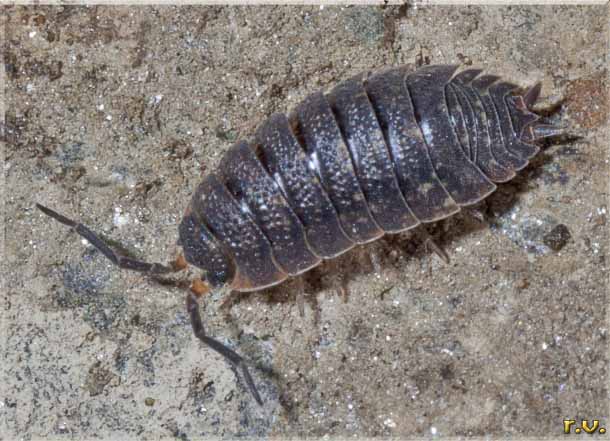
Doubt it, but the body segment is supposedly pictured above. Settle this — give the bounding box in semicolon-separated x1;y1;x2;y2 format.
255;113;354;259
218;140;321;276
292;92;383;243
363;66;459;222
327;74;418;233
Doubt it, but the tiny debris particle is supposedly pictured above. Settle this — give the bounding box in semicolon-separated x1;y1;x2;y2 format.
86;362;115;396
383;418;396;428
542;224;571;251
150;94;163;105
113;208;129;227
144;397;155;406
515;277;529;290
593;213;607;227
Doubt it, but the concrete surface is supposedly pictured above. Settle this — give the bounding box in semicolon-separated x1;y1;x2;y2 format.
2;4;608;439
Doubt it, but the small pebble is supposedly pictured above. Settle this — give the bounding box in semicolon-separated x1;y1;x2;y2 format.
543;224;571;251
383;418;396;428
593;214;606;226
515;278;529;290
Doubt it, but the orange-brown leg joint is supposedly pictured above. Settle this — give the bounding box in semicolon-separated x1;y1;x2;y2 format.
172;253;188;272
190;278;210;298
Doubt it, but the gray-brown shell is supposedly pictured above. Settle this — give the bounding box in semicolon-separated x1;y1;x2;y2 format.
178;64;543;292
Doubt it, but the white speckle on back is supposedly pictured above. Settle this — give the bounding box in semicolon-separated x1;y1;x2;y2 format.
308;151;321;176
420;119;433;144
239;199;252;216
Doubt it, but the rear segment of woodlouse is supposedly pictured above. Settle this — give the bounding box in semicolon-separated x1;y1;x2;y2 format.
37;64;567;406
180;64;556;294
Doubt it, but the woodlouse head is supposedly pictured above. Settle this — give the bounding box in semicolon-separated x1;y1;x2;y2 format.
177;208;237;291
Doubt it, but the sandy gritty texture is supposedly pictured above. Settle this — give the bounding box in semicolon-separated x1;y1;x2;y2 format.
2;4;608;439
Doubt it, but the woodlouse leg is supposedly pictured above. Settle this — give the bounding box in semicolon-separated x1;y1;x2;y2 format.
219;291;236;312
336;277;349;304
36;203;179;274
417;227;451;265
295;276;306;317
425;238;450;265
297;291;305;318
368;251;382;275
464;202;488;224
186;292;263;406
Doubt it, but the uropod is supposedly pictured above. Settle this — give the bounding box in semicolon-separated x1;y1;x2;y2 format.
37;64;567;405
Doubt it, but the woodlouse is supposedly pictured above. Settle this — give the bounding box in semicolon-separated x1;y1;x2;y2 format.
37;64;566;405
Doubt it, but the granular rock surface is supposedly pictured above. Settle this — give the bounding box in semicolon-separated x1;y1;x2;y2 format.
2;4;607;439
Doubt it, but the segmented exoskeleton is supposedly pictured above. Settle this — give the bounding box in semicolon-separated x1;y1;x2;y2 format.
37;64;565;405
